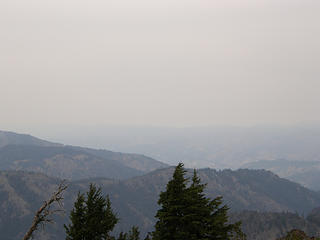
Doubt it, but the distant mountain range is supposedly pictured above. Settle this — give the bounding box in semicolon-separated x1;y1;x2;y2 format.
41;125;320;169
242;159;320;191
1;129;320;240
0;130;168;180
1;168;320;240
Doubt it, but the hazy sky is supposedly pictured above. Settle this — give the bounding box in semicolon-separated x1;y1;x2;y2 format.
1;0;320;131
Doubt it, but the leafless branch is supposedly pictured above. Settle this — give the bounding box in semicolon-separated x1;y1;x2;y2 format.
23;181;68;240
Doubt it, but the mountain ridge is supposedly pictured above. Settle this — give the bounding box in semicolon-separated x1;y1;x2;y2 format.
242;159;320;191
0;130;62;148
0;130;168;180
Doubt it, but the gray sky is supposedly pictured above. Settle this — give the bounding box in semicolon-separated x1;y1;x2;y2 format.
1;0;320;131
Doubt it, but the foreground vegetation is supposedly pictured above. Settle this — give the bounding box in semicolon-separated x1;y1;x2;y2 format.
26;163;320;240
1;167;320;240
62;163;245;240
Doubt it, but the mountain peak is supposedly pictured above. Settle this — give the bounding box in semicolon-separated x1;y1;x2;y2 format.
0;130;61;148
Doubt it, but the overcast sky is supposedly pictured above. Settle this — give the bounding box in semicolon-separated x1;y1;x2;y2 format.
1;0;320;132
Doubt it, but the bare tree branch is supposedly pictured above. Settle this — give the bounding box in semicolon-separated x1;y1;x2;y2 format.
23;181;68;240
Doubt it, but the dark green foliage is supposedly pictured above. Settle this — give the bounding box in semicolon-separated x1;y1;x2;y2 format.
64;184;118;240
153;163;189;240
65;192;86;239
128;226;140;240
153;163;245;240
117;226;140;240
117;232;128;240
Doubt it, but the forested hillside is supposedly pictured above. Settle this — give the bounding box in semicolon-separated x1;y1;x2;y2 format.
230;211;320;240
0;131;168;180
1;168;320;239
242;159;320;191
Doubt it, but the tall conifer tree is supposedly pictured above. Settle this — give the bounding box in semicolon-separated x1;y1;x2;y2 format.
153;163;189;240
153;163;245;240
65;192;86;240
64;184;118;240
182;169;211;240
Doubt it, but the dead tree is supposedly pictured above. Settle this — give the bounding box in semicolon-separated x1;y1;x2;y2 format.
23;181;68;240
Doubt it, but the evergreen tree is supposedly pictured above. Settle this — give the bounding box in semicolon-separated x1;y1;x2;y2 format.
117;232;128;240
182;169;211;240
117;226;140;240
188;170;244;239
128;226;140;240
153;163;246;240
65;183;118;240
65;192;86;240
153;163;189;240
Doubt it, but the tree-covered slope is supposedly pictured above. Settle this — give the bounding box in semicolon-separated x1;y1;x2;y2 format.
0;130;168;180
0;145;145;180
230;211;320;240
242;159;320;191
1;168;320;239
